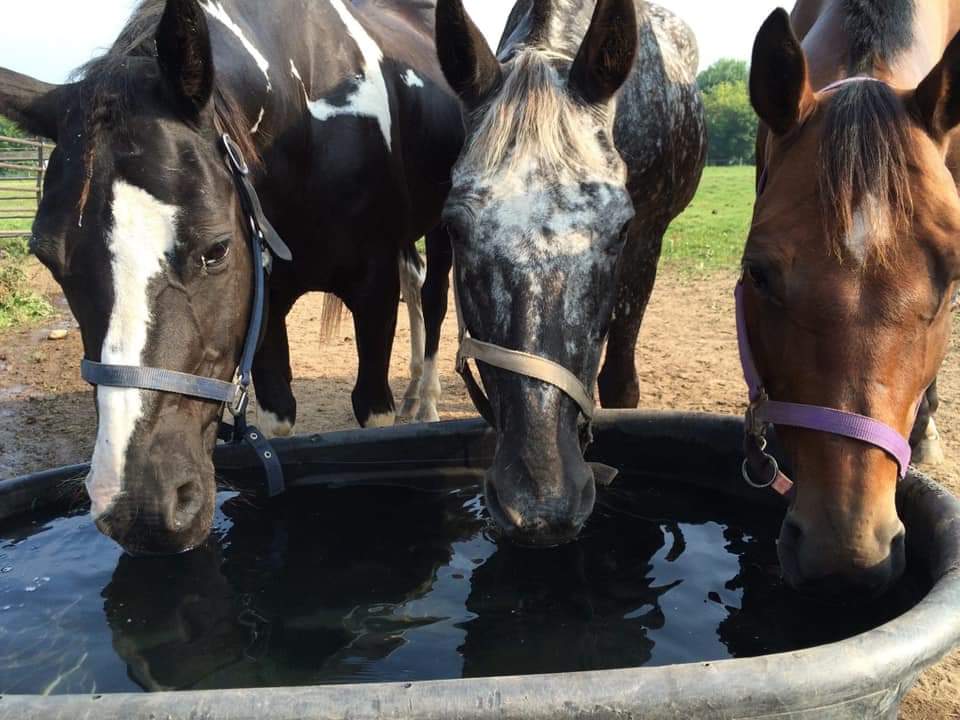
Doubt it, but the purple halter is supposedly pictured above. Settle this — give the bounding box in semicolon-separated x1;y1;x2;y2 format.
735;282;913;496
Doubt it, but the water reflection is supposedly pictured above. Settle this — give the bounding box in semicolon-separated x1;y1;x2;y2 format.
0;480;927;694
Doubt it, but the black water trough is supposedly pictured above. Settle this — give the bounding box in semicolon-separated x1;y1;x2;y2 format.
1;410;959;720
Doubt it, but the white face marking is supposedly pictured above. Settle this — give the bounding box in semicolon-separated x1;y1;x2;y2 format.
399;254;426;421
287;0;392;150
86;180;179;518
365;411;396;429
200;1;272;91
846;195;886;264
250;107;265;134
402;69;425;88
258;407;293;438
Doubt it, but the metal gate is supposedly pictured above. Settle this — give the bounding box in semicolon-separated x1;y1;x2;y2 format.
0;135;48;240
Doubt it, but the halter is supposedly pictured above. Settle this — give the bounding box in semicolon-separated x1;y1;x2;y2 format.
80;134;292;498
742;75;913;495
451;256;596;430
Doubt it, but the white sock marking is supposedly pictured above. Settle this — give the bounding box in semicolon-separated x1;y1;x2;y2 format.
258;407;294;438
399;254;426;419
417;355;441;423
86;181;179;518
366;411;396;429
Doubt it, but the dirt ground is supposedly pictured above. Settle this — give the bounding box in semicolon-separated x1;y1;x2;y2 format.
1;260;958;717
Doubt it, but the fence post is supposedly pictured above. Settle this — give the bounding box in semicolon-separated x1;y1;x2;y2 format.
36;139;45;205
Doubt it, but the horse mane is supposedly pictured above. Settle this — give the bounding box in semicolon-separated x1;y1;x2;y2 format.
818;80;913;264
841;0;916;73
71;0;260;215
457;48;621;182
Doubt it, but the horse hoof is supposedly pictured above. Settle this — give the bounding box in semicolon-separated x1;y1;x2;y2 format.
259;409;294;438
416;406;440;423
398;398;421;421
914;419;946;467
364;411;397;429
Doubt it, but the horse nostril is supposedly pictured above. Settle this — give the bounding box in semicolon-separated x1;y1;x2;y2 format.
780;517;804;549
173;481;202;529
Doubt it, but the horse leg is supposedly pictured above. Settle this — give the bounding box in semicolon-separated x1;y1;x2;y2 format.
350;261;400;428
252;289;299;437
417;227;452;422
911;378;945;466
398;250;427;421
598;224;665;409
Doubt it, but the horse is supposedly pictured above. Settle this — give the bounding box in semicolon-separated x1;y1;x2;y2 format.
743;0;960;597
0;0;464;555
434;0;707;545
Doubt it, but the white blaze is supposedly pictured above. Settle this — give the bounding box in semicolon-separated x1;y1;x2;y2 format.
288;0;393;149
86;180;179;518
200;1;272;91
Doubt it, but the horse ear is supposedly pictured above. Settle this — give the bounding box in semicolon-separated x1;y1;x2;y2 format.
436;0;502;107
749;8;814;135
568;0;638;105
156;0;215;118
910;31;960;140
0;67;62;141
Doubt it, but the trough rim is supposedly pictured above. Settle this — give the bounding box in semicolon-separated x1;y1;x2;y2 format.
0;410;958;720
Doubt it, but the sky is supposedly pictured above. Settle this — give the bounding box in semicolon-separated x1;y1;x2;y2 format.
0;1;781;85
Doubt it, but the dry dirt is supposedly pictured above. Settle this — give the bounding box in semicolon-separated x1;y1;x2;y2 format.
1;260;958;718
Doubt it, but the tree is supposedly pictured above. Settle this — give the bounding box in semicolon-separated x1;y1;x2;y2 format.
701;80;756;165
697;59;748;95
0;115;24;140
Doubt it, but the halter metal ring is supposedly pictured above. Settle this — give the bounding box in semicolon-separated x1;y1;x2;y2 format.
742;453;780;489
223;133;250;176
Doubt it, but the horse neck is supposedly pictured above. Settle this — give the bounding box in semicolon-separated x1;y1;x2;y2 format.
501;0;601;60
796;0;960;89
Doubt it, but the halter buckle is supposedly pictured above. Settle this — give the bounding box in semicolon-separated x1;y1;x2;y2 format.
229;382;249;417
745;394;770;438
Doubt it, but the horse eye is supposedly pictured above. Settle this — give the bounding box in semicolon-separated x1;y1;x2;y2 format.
201;240;231;270
746;264;770;294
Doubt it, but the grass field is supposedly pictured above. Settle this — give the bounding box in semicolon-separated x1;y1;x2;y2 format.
662;165;754;273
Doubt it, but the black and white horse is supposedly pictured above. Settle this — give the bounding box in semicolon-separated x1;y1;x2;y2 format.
436;0;707;544
0;0;463;554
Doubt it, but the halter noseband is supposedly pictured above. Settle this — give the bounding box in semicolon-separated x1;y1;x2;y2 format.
451;257;596;430
742;75;913;494
80;134;292;498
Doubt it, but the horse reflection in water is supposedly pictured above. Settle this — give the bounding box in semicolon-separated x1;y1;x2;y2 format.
100;487;680;688
102;489;480;690
458;508;676;677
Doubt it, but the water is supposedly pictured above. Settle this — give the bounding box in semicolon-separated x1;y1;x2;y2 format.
0;478;926;695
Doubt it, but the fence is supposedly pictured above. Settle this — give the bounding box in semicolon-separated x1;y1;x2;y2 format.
0;135;49;240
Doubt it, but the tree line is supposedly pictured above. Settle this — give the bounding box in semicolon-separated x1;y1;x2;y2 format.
697;58;755;166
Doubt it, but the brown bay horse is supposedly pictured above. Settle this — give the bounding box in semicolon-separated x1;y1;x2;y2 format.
745;0;960;597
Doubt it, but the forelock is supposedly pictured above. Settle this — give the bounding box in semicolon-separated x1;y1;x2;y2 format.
456;49;623;185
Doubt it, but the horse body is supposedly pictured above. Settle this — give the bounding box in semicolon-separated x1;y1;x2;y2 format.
746;0;960;596
196;0;463;433
0;0;463;554
436;0;706;544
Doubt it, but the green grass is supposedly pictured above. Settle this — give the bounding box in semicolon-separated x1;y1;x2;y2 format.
0;179;40;236
0;179;49;328
662;165;754;274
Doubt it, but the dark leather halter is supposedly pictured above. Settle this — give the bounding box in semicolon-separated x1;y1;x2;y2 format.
80;134;292;497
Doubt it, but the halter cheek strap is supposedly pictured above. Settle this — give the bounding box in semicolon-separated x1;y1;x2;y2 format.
735;281;914;495
80;134;291;498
